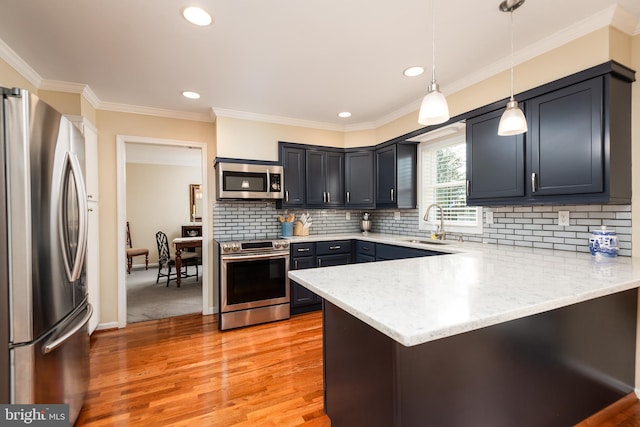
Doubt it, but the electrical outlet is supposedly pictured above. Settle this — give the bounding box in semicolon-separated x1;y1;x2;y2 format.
345;212;351;220
558;210;570;226
486;211;494;224
394;211;401;220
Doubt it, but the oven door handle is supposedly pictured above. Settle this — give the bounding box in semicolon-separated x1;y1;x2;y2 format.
222;252;289;262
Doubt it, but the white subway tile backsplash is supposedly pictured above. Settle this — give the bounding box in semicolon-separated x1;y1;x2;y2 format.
213;201;632;256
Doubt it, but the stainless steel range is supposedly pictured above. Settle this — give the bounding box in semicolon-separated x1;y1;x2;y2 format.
219;239;290;330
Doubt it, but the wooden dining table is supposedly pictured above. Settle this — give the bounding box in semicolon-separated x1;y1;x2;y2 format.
173;236;203;287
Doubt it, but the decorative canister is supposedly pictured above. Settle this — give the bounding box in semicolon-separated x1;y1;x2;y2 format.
361;212;371;233
588;226;618;257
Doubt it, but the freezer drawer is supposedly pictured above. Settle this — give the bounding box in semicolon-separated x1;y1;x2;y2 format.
11;303;92;425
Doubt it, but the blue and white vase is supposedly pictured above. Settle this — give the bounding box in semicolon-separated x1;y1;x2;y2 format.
589;226;618;257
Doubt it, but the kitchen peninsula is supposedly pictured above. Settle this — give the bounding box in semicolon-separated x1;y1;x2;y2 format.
288;235;640;427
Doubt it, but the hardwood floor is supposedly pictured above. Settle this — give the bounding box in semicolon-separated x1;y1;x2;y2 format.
76;312;330;426
77;311;640;427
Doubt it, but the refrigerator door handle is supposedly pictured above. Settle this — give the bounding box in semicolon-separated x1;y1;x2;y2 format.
59;151;89;282
42;304;93;354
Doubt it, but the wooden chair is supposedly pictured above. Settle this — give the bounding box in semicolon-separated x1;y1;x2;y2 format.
126;221;149;274
155;231;200;286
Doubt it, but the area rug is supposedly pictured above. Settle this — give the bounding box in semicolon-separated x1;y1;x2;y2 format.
126;266;202;323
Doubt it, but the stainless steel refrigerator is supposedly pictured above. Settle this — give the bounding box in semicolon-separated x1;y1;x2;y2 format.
0;87;92;424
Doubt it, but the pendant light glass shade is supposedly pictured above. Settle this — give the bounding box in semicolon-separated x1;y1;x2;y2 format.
418;0;449;126
419;82;449;125
498;99;527;135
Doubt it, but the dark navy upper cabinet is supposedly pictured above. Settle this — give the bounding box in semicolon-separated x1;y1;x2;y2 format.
306;149;344;207
345;150;375;208
528;77;603;196
376;143;417;208
466;108;525;202
280;145;306;208
466;62;633;206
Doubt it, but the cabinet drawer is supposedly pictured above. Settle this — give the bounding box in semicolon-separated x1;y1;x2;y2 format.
355;240;376;256
291;242;315;256
316;240;351;255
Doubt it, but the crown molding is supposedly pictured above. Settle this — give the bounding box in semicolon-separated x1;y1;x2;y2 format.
211;108;346;132
101;102;213;122
0;38;42;88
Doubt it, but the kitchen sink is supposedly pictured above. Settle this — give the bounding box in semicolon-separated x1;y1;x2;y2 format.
403;239;452;245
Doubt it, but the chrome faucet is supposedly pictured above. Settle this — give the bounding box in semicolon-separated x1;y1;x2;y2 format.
424;203;446;240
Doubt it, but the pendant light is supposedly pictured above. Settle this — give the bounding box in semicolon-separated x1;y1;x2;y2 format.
418;0;449;126
497;0;527;136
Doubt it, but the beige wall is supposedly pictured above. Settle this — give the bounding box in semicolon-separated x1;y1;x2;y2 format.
215;116;345;161
126;163;201;265
0;59;36;92
96;110;216;323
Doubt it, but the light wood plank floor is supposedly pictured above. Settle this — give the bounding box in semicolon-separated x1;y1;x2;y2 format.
76;312;330;426
77;311;640;427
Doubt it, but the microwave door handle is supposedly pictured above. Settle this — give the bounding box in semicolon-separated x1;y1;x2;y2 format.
58;152;89;282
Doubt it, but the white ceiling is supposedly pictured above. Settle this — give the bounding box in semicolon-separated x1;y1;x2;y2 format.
0;1;638;131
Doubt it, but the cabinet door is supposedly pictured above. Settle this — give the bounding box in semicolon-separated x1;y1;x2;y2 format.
317;253;351;268
466;109;525;203
292;256;315;270
305;150;327;206
345;150;375;208
529;78;604;196
325;151;344;206
282;146;305;207
376;145;396;206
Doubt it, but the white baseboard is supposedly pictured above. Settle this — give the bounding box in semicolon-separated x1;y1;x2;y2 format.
96;321;119;331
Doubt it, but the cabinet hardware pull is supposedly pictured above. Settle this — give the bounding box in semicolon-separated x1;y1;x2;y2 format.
294;260;298;269
327;192;331;203
318;259;322;267
297;248;310;252
531;173;537;193
466;180;470;197
363;247;369;251
285;191;289;202
391;188;394;201
323;192;326;203
329;245;341;250
346;191;350;203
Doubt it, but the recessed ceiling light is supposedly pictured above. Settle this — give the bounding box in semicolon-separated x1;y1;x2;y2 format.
182;91;201;99
403;66;425;77
338;112;352;118
182;6;213;26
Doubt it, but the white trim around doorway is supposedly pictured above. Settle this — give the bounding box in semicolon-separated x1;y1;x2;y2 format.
116;135;211;329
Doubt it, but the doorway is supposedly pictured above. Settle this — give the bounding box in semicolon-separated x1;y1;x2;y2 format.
116;135;210;328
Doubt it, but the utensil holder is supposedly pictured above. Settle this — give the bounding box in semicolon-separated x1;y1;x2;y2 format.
281;222;293;237
293;222;309;236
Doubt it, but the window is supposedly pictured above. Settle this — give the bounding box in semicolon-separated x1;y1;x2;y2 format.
418;123;482;234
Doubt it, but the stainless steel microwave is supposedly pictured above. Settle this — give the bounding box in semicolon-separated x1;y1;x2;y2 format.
215;162;284;200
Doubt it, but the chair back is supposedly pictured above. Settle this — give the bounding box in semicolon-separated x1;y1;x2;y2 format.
126;221;133;248
155;231;171;266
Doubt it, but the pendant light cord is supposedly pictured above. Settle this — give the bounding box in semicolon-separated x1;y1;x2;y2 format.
431;0;436;85
509;10;515;101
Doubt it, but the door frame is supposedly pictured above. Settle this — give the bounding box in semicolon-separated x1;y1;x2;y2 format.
116;135;211;328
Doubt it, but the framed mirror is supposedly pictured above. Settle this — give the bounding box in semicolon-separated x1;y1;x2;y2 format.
189;184;203;222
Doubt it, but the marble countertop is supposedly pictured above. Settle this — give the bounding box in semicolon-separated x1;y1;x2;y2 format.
288;233;640;347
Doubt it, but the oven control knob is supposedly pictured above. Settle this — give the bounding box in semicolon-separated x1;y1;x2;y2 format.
231;243;240;252
274;241;282;249
280;240;289;249
222;243;231;252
